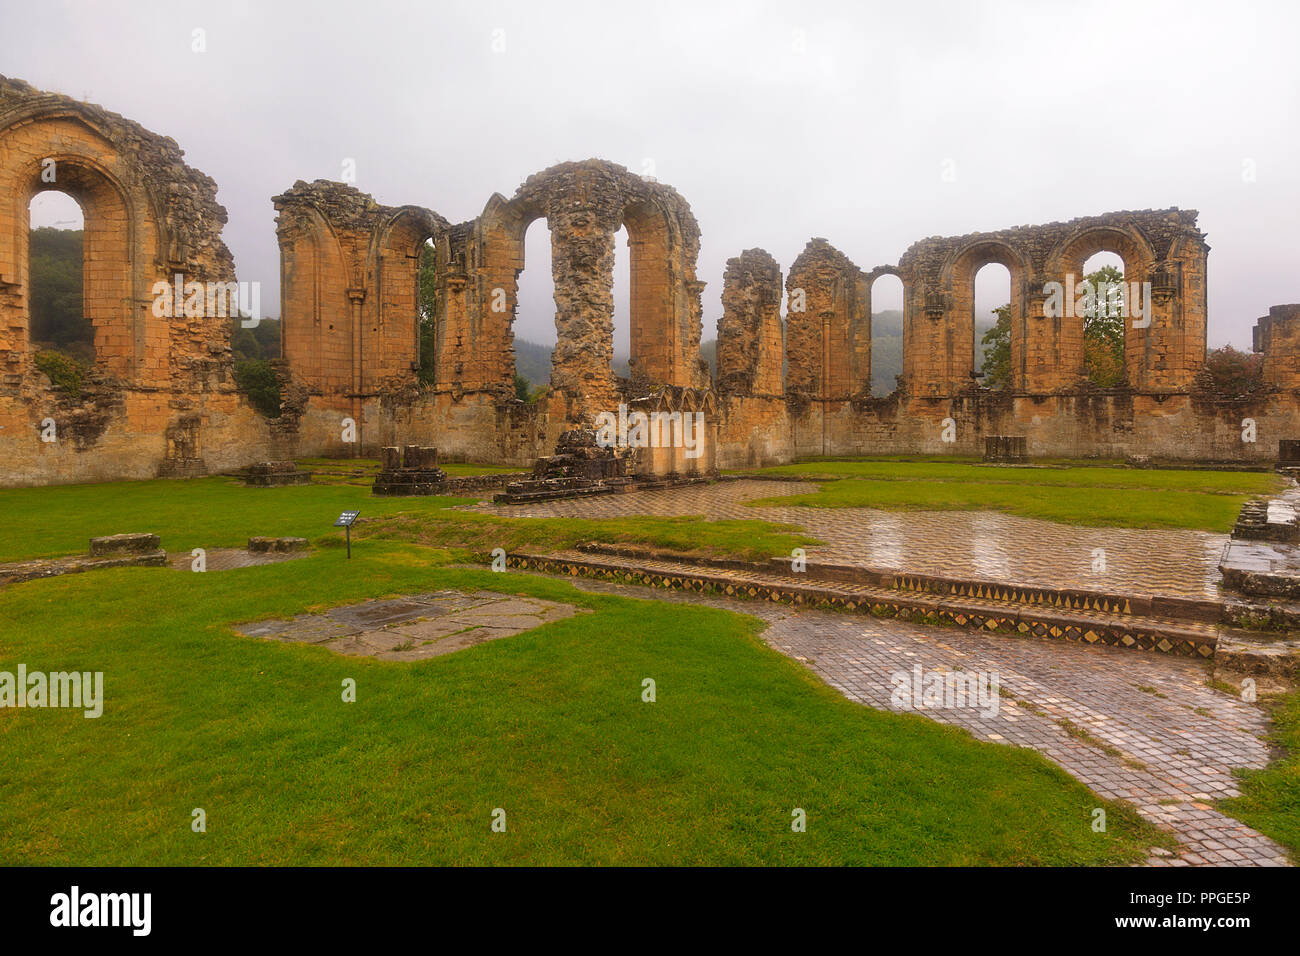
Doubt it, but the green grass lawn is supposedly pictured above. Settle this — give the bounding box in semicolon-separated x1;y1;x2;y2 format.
1218;689;1300;856
0;543;1171;865
740;458;1281;532
0;475;810;565
3;460;1289;865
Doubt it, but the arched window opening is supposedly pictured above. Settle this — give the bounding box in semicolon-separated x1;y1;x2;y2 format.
513;217;556;403
416;238;437;384
1080;250;1127;387
974;262;1012;389
28;190;90;365
612;224;630;380
869;273;903;396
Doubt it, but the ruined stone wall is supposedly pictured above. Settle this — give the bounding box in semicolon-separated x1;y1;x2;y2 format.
785;239;869;400
1254;304;1300;388
897;208;1209;397
716;248;783;397
0;76;273;486
4;76;1290;485
473;160;708;420
272;180;447;447
774;389;1295;465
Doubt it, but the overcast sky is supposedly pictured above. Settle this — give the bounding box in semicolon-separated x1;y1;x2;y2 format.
8;0;1299;352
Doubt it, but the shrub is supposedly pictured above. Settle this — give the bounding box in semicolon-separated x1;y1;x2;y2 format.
1194;345;1265;400
234;359;282;417
34;349;88;398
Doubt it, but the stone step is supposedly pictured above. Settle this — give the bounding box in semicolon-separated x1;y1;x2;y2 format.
1214;629;1300;679
573;542;1222;623
507;549;1219;658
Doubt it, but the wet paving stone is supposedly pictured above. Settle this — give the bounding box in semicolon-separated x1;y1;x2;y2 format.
474;480;1227;600
236;590;579;662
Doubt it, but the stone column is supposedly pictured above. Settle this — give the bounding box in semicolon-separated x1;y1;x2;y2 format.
548;203;619;420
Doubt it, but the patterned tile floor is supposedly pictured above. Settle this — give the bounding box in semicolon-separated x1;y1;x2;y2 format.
473;480;1228;600
520;571;1290;867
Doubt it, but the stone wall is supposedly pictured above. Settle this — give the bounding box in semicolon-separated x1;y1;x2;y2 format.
0;76;272;487
1254;304;1300;388
785;239;869;400
896;208;1209;396
716;249;784;398
2;73;1297;487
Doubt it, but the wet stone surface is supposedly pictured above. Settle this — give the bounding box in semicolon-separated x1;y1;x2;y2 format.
167;549;309;572
234;590;579;661
475;479;1227;600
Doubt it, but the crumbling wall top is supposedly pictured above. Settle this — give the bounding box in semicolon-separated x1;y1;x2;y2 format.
898;207;1207;284
1;74;235;278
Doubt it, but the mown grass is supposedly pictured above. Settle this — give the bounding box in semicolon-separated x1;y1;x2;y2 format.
0;476;808;564
1218;689;1300;857
362;511;814;563
0;543;1171;865
740;458;1279;532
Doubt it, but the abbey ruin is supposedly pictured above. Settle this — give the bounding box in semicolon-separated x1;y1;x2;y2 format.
3;75;1298;486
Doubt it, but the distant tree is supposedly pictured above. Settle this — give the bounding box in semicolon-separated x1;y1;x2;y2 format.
230;317;281;362
980;304;1012;390
418;241;437;384
28;227;89;354
1082;264;1126;387
513;372;533;402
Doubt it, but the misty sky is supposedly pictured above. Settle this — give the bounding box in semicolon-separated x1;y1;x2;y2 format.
8;0;1299;353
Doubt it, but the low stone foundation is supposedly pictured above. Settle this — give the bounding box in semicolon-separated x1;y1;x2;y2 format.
242;461;313;487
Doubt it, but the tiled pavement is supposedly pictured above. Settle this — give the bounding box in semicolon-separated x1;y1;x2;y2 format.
524;571;1291;867
474;480;1227;600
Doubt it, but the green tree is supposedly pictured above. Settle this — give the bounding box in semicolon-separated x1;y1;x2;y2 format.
417;241;437;384
28;227;90;356
980;304;1012;390
233;359;281;418
1082;264;1126;387
513;373;534;402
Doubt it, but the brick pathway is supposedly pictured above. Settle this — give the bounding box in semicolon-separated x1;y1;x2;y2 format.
528;571;1290;867
475;480;1226;600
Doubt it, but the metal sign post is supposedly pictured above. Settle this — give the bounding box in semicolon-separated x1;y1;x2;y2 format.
334;510;360;558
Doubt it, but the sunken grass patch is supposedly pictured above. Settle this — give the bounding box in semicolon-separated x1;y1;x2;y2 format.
1217;689;1300;859
0;544;1169;866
